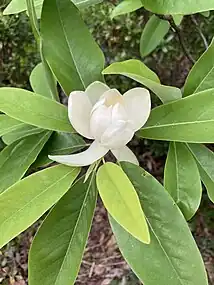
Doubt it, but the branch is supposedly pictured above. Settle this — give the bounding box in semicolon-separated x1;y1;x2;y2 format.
190;15;209;50
156;14;195;64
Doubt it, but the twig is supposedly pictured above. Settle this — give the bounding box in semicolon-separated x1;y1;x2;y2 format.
190;15;209;50
156;14;195;64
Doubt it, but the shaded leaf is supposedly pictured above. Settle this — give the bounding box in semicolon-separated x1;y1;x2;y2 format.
0;131;51;194
0;165;80;249
41;0;105;94
140;15;170;57
0;115;23;136
110;162;208;285
29;175;97;285
187;143;214;203
164;142;202;220
111;0;143;19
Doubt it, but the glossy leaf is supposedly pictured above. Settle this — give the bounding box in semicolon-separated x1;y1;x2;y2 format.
30;62;57;99
2;124;44;145
140;15;170;57
0;88;73;133
110;162;208;285
0;165;80;249
29;175;97;285
3;0;103;16
111;0;143;19
0;115;23;136
41;0;105;95
142;0;214;15
103;60;182;103
0;131;51;194
184;40;214;96
138;88;214;143
164;142;202;220
96;162;150;244
187;143;214;203
33;132;86;168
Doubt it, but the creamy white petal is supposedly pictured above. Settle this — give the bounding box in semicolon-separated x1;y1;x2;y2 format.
49;141;108;167
123;88;151;131
112;102;128;122
86;81;110;105
101;89;123;106
101;121;134;149
90;105;112;140
111;146;139;165
68;91;93;139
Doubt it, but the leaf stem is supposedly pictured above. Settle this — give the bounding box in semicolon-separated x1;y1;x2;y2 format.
156;14;195;65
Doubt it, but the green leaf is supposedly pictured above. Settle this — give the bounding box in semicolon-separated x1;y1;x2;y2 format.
103;60;182;103
184;40;214;96
0;165;80;249
140;15;170;57
142;0;214;15
2;124;44;145
110;162;208;285
29;175;97;285
0;88;73;133
200;11;210;17
41;0;105;95
172;14;183;26
33;132;86;168
187;143;214;203
3;0;103;16
96;162;150;244
0;131;51;194
164;142;202;220
138;88;214;143
0;115;23;136
111;0;143;19
30;63;57;99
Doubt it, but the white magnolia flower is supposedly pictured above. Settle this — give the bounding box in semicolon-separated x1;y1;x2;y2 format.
49;81;151;166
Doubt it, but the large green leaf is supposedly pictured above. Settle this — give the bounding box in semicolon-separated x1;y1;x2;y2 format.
110;162;208;285
96;162;150;244
0;115;23;136
111;0;143;19
29;175;97;285
187;144;214;203
33;132;86;168
184;40;214;96
164;142;202;220
0;131;51;194
138;88;214;143
30;62;57;99
140;15;170;57
3;0;103;16
2;124;44;145
142;0;214;15
103;60;182;103
41;0;105;95
0;165;80;249
0;88;73;133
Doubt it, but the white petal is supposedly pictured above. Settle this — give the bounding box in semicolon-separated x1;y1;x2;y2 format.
112;102;128;122
123;88;151;131
90;105;112;140
86;81;110;105
68;91;93;139
49;141;108;167
101;121;134;149
101;89;123;106
111;146;139;165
